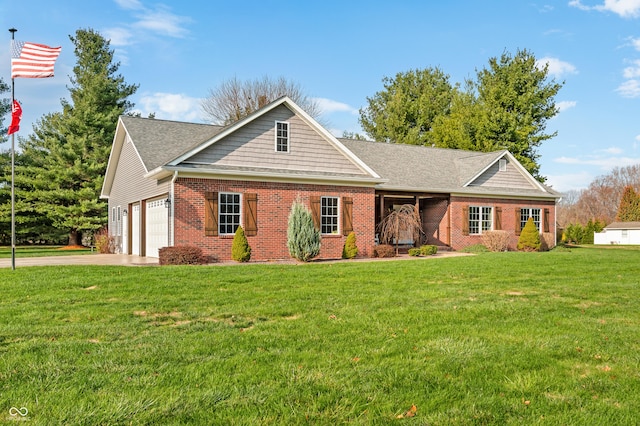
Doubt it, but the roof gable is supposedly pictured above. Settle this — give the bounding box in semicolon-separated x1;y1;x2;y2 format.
463;151;545;192
166;97;379;180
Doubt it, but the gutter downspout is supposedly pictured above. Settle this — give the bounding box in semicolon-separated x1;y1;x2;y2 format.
169;171;178;247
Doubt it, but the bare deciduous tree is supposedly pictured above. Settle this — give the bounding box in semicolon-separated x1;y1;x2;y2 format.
201;76;322;125
557;164;640;226
377;204;424;255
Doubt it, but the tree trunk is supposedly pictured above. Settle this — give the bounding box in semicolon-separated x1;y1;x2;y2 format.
68;229;81;246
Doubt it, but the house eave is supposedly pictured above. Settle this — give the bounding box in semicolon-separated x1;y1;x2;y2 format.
148;166;386;187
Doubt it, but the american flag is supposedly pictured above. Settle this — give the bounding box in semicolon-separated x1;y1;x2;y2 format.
11;40;62;79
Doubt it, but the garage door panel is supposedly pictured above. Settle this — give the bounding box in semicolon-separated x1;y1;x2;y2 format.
145;198;168;258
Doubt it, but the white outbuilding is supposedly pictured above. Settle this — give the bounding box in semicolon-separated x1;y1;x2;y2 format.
594;221;640;245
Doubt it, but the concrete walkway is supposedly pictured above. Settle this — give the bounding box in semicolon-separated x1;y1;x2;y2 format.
0;254;159;268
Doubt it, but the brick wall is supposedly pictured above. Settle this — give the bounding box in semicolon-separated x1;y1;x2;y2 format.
173;178;376;261
450;196;556;250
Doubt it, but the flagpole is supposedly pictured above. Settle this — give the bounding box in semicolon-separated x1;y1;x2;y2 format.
9;27;17;270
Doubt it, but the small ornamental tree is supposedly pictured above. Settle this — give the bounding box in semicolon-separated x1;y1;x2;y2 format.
342;231;358;259
231;226;251;262
517;217;541;252
287;200;321;262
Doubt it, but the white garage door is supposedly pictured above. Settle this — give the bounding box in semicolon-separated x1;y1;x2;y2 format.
145;197;168;258
132;204;140;256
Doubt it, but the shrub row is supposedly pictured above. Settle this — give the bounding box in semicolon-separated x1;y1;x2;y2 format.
408;245;438;257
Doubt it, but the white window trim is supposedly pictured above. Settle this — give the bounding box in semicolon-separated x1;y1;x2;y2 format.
499;159;507;172
320;196;340;235
218;192;242;236
469;206;493;235
521;207;541;232
275;121;290;153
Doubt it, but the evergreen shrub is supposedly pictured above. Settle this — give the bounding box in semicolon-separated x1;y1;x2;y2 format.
342;231;358;259
517;217;541;252
408;248;421;256
231;226;251;262
287;201;321;262
420;245;438;255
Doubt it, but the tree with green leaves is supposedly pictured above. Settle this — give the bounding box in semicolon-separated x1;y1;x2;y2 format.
359;50;562;182
359;67;454;146
615;185;640;222
464;49;562;181
16;28;138;245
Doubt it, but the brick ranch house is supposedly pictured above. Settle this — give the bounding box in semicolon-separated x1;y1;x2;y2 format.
101;96;560;260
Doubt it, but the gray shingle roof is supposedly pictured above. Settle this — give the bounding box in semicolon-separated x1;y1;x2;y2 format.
120;116;224;171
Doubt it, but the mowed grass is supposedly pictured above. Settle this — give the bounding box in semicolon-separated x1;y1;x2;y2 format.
0;248;639;424
0;246;93;258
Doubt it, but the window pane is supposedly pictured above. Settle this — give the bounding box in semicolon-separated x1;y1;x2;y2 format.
321;196;339;234
219;192;241;235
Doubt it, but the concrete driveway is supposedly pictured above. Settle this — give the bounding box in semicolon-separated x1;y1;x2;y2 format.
0;254;159;268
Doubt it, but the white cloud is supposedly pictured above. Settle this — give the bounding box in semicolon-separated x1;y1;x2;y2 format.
313;98;358;115
114;0;144;10
622;59;640;78
570;0;640;18
136;92;202;122
600;147;624;154
555;154;640;169
132;6;191;38
103;27;134;47
545;171;593;192
110;0;191;41
536;57;578;78
556;100;577;112
629;37;640;50
616;79;640;97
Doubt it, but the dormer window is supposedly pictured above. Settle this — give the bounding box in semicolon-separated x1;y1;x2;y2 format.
275;121;289;152
499;159;507;172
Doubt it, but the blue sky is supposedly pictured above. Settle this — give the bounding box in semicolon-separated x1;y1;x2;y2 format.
2;0;640;192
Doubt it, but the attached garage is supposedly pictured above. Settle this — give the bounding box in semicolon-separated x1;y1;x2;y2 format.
145;197;168;258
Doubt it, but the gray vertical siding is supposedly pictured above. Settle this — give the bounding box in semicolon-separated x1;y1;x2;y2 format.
108;134;170;251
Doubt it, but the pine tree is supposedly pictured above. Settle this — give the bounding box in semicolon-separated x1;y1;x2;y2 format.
16;29;138;245
287;200;321;262
517;217;541;252
231;226;251;262
615;185;640;222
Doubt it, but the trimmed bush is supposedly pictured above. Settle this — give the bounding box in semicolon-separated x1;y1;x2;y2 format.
517;217;541;252
231;226;251;262
408;248;422;256
159;246;206;265
342;231;358;259
420;245;438;256
481;230;510;252
372;244;396;258
94;227;115;254
287;201;321;262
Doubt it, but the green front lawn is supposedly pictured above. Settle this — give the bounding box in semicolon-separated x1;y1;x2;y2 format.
1;248;638;424
0;246;94;258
